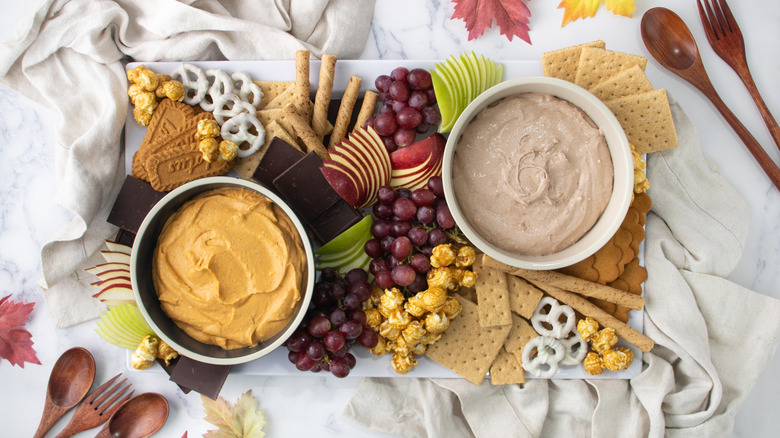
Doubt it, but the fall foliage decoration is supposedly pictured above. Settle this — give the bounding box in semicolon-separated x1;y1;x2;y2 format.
202;390;266;438
0;294;40;368
450;0;532;44
557;0;637;27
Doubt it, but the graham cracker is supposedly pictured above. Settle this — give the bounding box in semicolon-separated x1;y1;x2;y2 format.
456;286;478;304
506;276;544;319
264;84;296;110
503;314;538;355
574;47;648;91
604;89;679;154
427;295;512;385
490;347;525;385
232;120;298;180
473;259;512;328
541;40;606;82
589;65;654;102
253;81;294;110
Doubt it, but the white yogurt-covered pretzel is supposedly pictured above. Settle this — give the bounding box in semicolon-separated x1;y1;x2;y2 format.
221;112;265;158
531;296;576;339
522;336;566;378
213;93;255;125
232;72;262;107
559;333;588;366
200;69;235;112
171;64;208;106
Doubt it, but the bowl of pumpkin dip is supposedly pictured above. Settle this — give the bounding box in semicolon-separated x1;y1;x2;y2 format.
131;176;314;365
442;77;634;270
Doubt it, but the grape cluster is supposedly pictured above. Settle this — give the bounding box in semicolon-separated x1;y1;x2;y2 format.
369;67;442;153
364;176;459;292
285;267;379;378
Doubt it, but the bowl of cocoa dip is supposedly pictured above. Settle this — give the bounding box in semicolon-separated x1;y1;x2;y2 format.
131;176;315;365
443;77;633;270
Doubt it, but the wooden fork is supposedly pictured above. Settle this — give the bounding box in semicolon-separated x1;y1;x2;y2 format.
53;373;134;438
698;0;780;150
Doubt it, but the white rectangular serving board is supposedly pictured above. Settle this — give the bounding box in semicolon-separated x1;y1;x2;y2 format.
125;60;644;380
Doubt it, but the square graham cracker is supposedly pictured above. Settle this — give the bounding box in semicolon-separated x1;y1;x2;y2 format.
474;260;512;327
574;47;648;91
427;296;512;385
589;65;654;102
503;314;539;355
254;80;294;110
490;347;526;385
541;40;606;82
605;89;679;154
506;275;544;319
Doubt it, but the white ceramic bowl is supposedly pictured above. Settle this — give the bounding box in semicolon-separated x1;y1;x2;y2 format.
131;176;315;365
442;77;634;270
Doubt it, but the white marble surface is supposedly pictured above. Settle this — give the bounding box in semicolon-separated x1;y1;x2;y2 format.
1;1;778;437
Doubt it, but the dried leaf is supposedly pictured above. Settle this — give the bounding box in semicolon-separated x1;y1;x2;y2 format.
557;0;636;27
202;390;266;438
451;0;532;44
0;294;40;368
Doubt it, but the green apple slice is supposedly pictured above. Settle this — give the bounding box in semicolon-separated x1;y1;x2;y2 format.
317;238;369;271
318;239;365;264
95;304;155;350
316;215;373;256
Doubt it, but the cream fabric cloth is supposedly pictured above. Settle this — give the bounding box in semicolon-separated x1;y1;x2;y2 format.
0;0;375;327
344;102;780;437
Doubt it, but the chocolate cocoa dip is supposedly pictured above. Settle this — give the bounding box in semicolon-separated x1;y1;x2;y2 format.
452;92;613;256
153;187;306;349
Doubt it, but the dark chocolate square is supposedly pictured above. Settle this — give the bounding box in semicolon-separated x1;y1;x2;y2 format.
272;152;341;224
107;175;167;234
252;137;305;194
307;199;362;243
114;228;136;247
168;356;231;400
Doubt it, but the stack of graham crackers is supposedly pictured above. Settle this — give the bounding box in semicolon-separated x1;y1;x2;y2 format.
234;50;378;179
426;254;654;385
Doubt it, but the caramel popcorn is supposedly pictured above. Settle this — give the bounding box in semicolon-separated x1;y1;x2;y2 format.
393;337;411;356
379;320;402;341
133;65;160;92
199;138;219;163
427;267;458;290
420;331;441;345
158;79;184;101
401;320;426;347
156;339;179;365
391;351;418;374
631;143;650;193
411;342;427;356
455;246;476;268
133;107;153;126
424;311;449;334
459;269;477;288
127;83;143;100
583;351;604;375
419;286;447;313
365;308;383;329
130;335;159;370
590;327;618;355
369;335;387;356
196;119;221;140
602;347;634;371
364;287;383;309
219;140;238;162
404;293;426;318
430;244;456;268
132;91;158;114
378;288;405;317
441;296;462;319
577;317;600;342
386;309;412;330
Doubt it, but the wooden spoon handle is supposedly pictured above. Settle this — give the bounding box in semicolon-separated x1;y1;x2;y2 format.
701;86;780;189
734;65;780;151
33;403;69;438
93;424;111;438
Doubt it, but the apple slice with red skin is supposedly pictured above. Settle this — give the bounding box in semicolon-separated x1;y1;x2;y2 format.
352;128;391;187
327;149;370;203
320;165;362;207
390;133;445;190
333;140;377;205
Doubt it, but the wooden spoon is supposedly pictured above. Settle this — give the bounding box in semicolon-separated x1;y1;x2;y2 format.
641;7;780;190
33;347;96;438
94;393;169;438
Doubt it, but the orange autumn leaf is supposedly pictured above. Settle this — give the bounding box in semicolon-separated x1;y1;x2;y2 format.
451;0;532;44
557;0;637;27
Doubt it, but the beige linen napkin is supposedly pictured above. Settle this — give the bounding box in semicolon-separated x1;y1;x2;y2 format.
344;102;780;437
0;0;376;327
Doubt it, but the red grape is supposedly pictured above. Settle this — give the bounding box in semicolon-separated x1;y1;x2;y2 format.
369;257;389;275
372;202;393;219
364;238;382;258
349;282;372;302
288;350;299;364
379;102;393;114
396;107;422;129
330;359;350;378
421;244;434;258
427;176;444;197
377;186;397;204
344;352;357;369
407;68;432;90
425;87;437;104
375;270;394;289
323;330;345;352
287;330;311;353
391;264;416;286
408;90;428;109
357;328;379;349
380;235;395;253
321;267;337;282
373;112;398;136
392;198;417;220
330;344;347;359
295;353;319;371
308;316;331;338
397;188;412;198
330;282;346;300
312;287;333;309
393;128;416;147
408;272;428;293
306;341;325;361
340;321;363;340
391;99;408;114
391;67;409;82
342;293;361;311
389;81;409;102
416;206;435;224
411;188;435;207
345;268;368;286
436;204;456;229
391;220;413;237
375;75;392;92
330;307;347;326
349;309;367;326
371;219;392;239
410;253;431;273
416;122;431;134
421;105;441;126
382;135;397;153
391;236;413;259
407;226;428;246
428;228;447;246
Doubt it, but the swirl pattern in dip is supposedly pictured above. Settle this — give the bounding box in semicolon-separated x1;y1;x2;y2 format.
153;187;306;349
452;92;613;256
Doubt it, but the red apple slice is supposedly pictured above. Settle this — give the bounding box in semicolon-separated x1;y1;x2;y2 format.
320;165;361;207
390;133;446;190
330;143;374;203
327;150;369;203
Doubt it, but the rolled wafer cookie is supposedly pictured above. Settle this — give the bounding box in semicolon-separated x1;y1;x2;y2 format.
481;256;644;311
294;50;311;121
282;104;330;161
312;53;337;141
328;75;361;149
525;279;654;352
355;90;379;130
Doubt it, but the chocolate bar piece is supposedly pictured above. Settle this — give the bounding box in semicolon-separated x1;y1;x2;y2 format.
168;356;231;400
113;228;137;247
155;357;190;394
308;199;362;243
107;175;167;234
272;152;341;224
252;137;305;194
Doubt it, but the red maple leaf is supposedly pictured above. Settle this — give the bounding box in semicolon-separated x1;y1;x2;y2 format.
451;0;532;44
0;294;41;368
